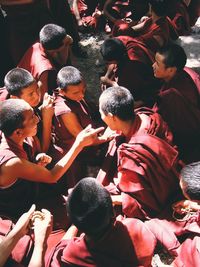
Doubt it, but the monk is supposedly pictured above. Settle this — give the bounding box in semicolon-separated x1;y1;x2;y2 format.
112;0;178;52
72;0;106;32
100;37;161;107
97;86;182;220
153;43;200;163
18;24;73;97
48;177;157;267
1;68;54;153
145;161;200;266
51;66;102;189
0;98;106;222
103;0;149;29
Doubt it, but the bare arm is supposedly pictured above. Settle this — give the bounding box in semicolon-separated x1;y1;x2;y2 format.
28;209;52;267
73;0;82;26
40;93;54;152
0;126;105;185
0;205;35;267
60;112;84;138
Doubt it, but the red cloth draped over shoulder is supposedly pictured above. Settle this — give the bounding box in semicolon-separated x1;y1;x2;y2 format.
153;68;200;163
97;109;181;219
47;217;156;267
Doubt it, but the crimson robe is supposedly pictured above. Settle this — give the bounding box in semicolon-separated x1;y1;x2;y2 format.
47;216;156;267
167;0;191;35
153;67;200;163
145;210;200;258
97;109;181;219
18;42;57;94
0;134;38;220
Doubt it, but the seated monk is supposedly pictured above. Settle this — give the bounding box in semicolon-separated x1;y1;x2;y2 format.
112;0;178;52
48;178;157;267
1;68;54;153
103;0;149;29
51;66;104;189
97;86;182;220
72;0;107;32
152;43;200;163
0;98;107;225
145;161;200;267
18;23;73;97
100;37;161;108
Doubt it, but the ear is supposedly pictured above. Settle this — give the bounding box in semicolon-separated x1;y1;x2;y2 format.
168;66;177;76
13;128;23;137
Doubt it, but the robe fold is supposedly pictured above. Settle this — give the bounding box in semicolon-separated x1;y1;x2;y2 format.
47;216;156;267
97;109;181;219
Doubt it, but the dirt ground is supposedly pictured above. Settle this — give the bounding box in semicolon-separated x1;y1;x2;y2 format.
73;18;200;266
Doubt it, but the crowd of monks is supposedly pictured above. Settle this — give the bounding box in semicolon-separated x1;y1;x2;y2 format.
0;0;200;266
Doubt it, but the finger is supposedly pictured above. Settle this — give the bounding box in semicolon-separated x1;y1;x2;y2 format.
90;126;105;135
27;204;36;217
84;124;92;131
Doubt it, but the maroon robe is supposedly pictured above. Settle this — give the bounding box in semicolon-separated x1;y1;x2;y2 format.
145;210;200;258
110;36;161;106
97;109;181;219
47;216;156;267
0;134;38;220
153;67;200;163
18;42;57;95
167;0;191;35
112;17;178;52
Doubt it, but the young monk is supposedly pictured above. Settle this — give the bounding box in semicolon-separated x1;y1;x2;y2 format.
0;68;53;153
97;86;182;220
100;37;160;107
72;0;106;32
0;98;106;221
18;23;73;97
152;43;200;163
145;161;200;267
48;177;157;267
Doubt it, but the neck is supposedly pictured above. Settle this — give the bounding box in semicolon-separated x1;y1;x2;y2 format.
121;116;140;137
164;71;177;83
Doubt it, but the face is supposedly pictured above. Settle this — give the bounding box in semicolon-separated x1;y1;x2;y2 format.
47;36;72;67
19;81;41;107
152;53;171;79
62;81;86;102
21;107;39;137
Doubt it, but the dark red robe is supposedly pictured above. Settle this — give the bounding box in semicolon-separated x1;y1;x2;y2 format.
153;67;200;163
97;109;182;219
167;0;191;35
18;42;57;94
47;216;156;267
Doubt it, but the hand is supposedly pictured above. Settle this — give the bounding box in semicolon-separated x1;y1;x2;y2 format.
75;124;105;148
41;93;54;119
94;127;116;144
172;200;200;215
100;76;118;87
12;204;36;238
35;153;52;167
33;209;53;247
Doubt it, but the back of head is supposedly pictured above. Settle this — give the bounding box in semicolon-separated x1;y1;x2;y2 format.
39;24;66;50
0;99;30;137
157;43;187;71
4;68;35;96
57;66;83;89
99;86;135;121
100;38;127;62
149;0;168;16
67;177;113;236
180;162;200;200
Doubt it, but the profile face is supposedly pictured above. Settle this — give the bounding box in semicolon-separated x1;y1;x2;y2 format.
21;107;39;137
152;52;168;79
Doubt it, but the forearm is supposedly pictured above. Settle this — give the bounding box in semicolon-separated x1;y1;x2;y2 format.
73;0;82;25
28;244;47;267
103;0;117;23
0;231;21;267
41;118;52;152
